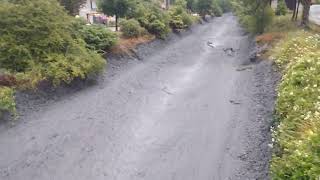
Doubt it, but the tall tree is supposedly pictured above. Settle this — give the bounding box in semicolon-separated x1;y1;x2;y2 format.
197;0;213;18
58;0;87;16
99;0;131;31
301;0;311;26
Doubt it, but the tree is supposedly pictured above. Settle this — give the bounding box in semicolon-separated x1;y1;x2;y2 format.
186;0;196;11
291;0;300;21
276;0;288;15
99;0;131;31
231;0;273;34
197;0;213;18
301;0;311;26
58;0;87;16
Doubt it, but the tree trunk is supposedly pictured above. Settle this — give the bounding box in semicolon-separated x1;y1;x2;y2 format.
166;0;170;9
292;0;297;20
115;15;119;31
301;0;311;26
295;0;300;20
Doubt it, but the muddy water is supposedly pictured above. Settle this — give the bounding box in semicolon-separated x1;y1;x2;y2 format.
0;14;279;180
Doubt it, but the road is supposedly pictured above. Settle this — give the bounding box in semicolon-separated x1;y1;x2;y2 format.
310;5;320;25
0;14;277;180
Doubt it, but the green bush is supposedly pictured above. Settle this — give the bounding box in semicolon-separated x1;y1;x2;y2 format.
271;33;320;179
231;0;274;34
218;0;231;12
212;0;223;17
120;19;146;38
181;11;194;26
169;6;194;29
186;0;197;12
276;0;288;16
0;87;16;118
266;15;297;32
197;0;214;17
0;0;106;86
76;22;118;52
131;2;171;39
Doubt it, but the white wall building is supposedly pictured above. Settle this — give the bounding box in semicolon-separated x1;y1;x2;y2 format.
79;0;105;24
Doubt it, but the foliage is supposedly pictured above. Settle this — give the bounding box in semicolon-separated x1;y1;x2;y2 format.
218;0;231;13
265;15;297;33
186;0;197;12
275;0;288;16
196;0;223;17
98;0;132;30
212;0;223;17
0;87;16;117
169;5;194;29
75;21;118;51
197;0;214;17
58;0;87;16
0;0;106;87
120;19;146;38
271;32;320;179
231;0;274;34
98;0;131;17
129;1;171;39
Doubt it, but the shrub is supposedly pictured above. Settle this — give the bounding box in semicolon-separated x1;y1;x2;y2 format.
0;87;16;118
181;12;194;26
218;0;231;12
169;6;194;29
0;0;106;87
120;19;146;38
197;0;214;17
231;0;274;34
147;19;170;39
186;0;197;12
276;0;288;16
131;2;171;39
76;23;118;52
266;15;297;32
271;33;320;179
169;14;186;29
212;0;223;17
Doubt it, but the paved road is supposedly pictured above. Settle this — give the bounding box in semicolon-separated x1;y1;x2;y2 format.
310;5;320;25
0;14;276;180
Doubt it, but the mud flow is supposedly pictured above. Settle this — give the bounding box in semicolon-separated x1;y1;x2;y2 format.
0;14;278;180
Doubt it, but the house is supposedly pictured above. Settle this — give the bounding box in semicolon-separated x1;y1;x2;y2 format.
79;0;108;24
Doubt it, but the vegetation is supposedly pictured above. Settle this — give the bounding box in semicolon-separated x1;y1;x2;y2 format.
218;0;231;13
271;32;320;179
169;0;194;30
197;0;214;17
120;19;146;38
75;20;118;51
232;0;319;176
99;0;132;31
128;1;171;39
251;8;320;178
58;0;87;16
0;87;16;118
276;0;288;16
230;0;274;34
0;0;109;117
186;0;197;12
